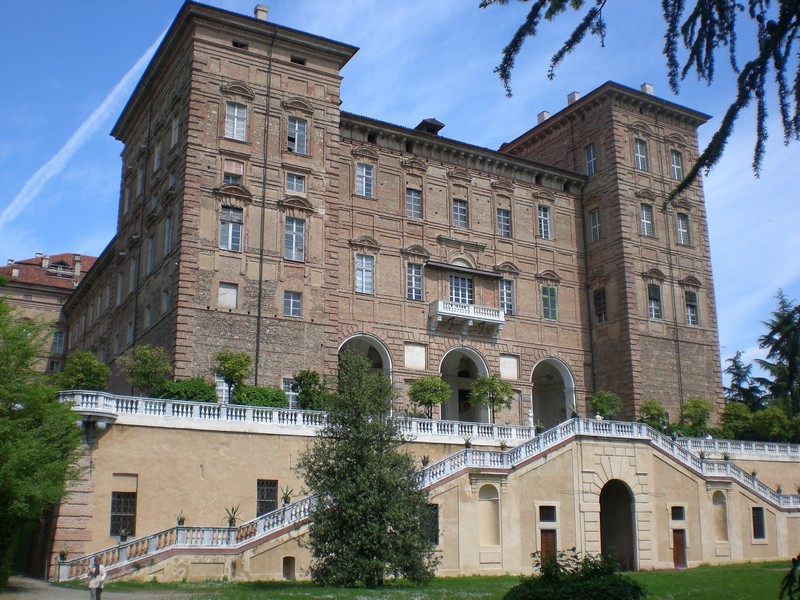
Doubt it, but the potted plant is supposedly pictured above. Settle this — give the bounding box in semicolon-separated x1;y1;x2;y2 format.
57;545;69;561
224;504;241;527
175;510;187;526
499;440;509;451
463;437;472;449
421;455;430;467
777;483;783;494
280;486;293;506
118;529;129;542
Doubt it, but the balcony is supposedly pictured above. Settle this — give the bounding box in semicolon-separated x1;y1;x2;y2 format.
428;300;504;338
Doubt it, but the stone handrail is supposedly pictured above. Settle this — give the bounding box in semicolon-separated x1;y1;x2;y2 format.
675;436;800;459
59;416;800;581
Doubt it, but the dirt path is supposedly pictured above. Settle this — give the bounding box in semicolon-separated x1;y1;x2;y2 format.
0;577;196;600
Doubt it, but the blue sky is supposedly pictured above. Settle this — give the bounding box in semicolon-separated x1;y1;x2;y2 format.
1;1;798;381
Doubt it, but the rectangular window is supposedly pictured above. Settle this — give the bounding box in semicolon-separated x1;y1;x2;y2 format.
542;286;558;320
144;304;152;328
287;116;308;154
161;289;171;314
752;507;766;540
648;284;662;319
49;360;62;372
110;491;137;536
153;141;162;171
406;263;423;301
685;290;699;325
116;273;124;306
136;166;144;196
284;217;306;262
286;172;306;193
256;479;278;517
355;162;374;197
538;205;552;239
449;275;474;305
283;378;298;409
671;506;686;521
355;254;374;294
164;214;173;255
424;504;439;546
170;115;179;148
223;159;244;185
284;291;302;317
590;209;601;242
168;171;176;190
146;236;154;274
671;150;684;180
452;198;468;228
51;330;65;354
641;204;654;237
539;505;557;522
218;282;238;309
676;213;690;245
126;320;134;344
220;206;243;251
500;279;514;315
497;208;511;237
225;102;247;141
406;188;422;219
634;138;649;170
594;288;607;324
123;185;130;214
585;144;597;176
128;258;137;293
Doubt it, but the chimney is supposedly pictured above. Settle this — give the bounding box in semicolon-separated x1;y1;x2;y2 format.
73;254;82;277
537;111;550;124
640;83;654;95
254;4;269;21
414;118;445;135
41;255;49;269
567;91;581;105
6;259;13;265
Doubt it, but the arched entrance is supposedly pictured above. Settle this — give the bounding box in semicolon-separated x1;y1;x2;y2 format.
531;358;575;429
599;479;636;571
338;334;392;377
440;347;489;422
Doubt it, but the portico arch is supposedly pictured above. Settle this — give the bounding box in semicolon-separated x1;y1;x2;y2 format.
531;357;575;429
600;479;637;571
439;347;489;422
338;334;392;378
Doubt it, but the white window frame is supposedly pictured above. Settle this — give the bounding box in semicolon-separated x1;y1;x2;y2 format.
287;116;308;154
284;217;306;262
594;288;607;324
685;290;699;325
407;263;423;301
51;330;65;354
676;213;690;245
542;285;558;321
283;291;302;317
641;204;655;237
355;162;374;197
286;172;306;193
497;207;511;237
153;140;162;171
500;279;514;315
223;159;244;185
225;102;248;141
164;214;173;255
170;115;179;148
283;378;298;409
146;235;155;274
671;150;684;180
220;206;243;251
406;188;422;219
648;283;662;319
634;138;649;170
538;205;552;239
128;258;137;293
449;274;474;305
585;144;597;176
355;254;375;294
452;198;468;228
590;208;601;242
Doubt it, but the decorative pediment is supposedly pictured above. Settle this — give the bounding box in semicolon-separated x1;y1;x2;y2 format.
349;235;381;251
630;121;653;135
450;255;475;269
588;268;609;288
220;82;254;99
635;188;657;201
642;268;666;283
281;97;314;114
667;133;688;147
402;157;428;173
672;197;692;211
278;196;314;213
447;168;472;183
352;147;379;161
213;184;253;207
680;275;702;289
170;94;183;110
401;244;431;259
494;261;521;275
533;190;556;203
535;270;561;284
491;179;515;194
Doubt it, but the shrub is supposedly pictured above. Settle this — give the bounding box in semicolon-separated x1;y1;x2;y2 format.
677;397;714;437
408;375;451;418
589;391;623;419
158;377;217;402
232;384;286;407
58;350;111;391
292;370;332;410
639;398;668;430
120;345;172;396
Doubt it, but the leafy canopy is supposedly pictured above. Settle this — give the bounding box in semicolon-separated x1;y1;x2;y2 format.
470;373;515;423
297;350;439;587
481;0;800;203
589;390;622;419
408;375;451;419
121;344;172;396
58;350;111;391
213;349;253;396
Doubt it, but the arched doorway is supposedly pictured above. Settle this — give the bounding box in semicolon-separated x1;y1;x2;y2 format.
531;358;575;429
338;334;392;377
440;347;489;422
599;479;636;571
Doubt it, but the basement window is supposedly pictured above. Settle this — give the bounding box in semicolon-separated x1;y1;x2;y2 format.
232;40;248;50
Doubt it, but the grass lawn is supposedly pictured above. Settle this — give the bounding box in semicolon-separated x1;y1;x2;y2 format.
75;560;790;599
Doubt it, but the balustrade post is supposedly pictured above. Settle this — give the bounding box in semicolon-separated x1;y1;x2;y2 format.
59;562;69;582
118;544;128;563
228;528;237;545
148;536;157;554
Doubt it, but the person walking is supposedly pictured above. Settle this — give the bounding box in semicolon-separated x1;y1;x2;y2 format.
87;556;106;600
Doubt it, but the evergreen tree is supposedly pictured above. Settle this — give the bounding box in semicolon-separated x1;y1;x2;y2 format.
297;351;439;587
724;351;763;411
756;291;800;416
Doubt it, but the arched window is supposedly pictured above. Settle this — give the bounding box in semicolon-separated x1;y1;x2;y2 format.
712;491;729;542
478;484;500;546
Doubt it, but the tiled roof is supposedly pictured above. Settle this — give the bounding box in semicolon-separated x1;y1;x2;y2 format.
0;253;97;290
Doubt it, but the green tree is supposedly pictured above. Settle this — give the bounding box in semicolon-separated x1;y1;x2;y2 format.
232;385;286;407
470;373;515;423
292;369;332;411
213;349;253;399
481;0;800;202
58;350;112;391
0;297;81;588
756;291;800;416
722;401;753;440
639;398;668;431
408;375;452;419
121;344;172;396
677;397;714;437
297;351;439;587
749;405;790;442
589;390;622;420
724;351;764;412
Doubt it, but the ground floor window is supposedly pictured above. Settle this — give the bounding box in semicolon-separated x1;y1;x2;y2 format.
110;492;137;536
257;479;278;516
